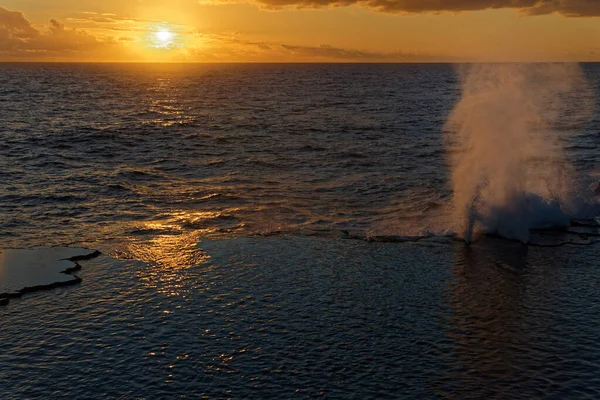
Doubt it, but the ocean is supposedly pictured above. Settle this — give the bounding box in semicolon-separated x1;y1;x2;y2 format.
1;63;600;398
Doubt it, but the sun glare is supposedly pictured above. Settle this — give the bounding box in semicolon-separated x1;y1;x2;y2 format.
148;26;179;50
156;29;174;43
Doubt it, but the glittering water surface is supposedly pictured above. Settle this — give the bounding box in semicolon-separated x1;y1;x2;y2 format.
2;238;600;398
1;63;600;398
0;63;466;246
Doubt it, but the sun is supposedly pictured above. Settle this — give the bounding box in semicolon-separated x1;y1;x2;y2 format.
156;29;174;43
148;26;179;49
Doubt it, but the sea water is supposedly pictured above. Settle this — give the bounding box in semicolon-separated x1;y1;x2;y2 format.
1;63;600;398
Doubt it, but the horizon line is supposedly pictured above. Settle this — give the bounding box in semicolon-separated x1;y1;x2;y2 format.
1;60;599;64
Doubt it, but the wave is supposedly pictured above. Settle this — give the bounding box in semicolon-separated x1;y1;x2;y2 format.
445;63;597;243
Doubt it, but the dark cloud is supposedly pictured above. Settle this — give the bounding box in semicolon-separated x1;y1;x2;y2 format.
245;0;600;17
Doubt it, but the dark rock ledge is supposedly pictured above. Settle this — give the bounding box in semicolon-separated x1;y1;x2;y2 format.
0;248;101;306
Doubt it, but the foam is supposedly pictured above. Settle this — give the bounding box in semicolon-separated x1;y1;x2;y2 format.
445;63;597;243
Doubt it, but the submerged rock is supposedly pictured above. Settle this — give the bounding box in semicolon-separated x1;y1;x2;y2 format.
0;247;101;306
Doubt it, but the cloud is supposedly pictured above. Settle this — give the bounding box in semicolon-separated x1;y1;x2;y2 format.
4;7;430;62
188;33;451;61
523;0;600;17
67;12;155;26
0;7;39;39
0;7;125;60
200;0;600;17
278;43;440;61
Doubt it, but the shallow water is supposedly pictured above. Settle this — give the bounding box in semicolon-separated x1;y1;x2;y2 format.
1;63;600;398
1;237;600;398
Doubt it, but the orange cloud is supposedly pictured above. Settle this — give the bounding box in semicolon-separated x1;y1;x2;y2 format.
0;7;38;39
275;43;444;61
67;12;156;29
188;32;452;62
0;7;125;60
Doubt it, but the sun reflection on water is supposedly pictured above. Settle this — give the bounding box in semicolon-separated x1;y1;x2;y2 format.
143;76;196;127
111;229;211;298
114;230;209;268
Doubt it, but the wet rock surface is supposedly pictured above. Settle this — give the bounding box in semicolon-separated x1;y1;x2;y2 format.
0;248;101;305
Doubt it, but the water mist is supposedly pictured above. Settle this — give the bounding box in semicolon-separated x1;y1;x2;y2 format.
445;63;595;243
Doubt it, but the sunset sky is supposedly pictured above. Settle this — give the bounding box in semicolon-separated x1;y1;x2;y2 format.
1;0;599;62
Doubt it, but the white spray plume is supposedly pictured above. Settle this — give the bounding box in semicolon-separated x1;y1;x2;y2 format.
445;63;595;243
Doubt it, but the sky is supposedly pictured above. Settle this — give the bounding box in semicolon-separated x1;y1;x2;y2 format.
1;0;599;62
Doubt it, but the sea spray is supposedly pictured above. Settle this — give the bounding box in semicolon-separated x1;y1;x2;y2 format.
445;63;594;243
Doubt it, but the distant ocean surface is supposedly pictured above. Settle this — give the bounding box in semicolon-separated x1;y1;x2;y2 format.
0;63;472;248
1;63;600;248
1;63;600;399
